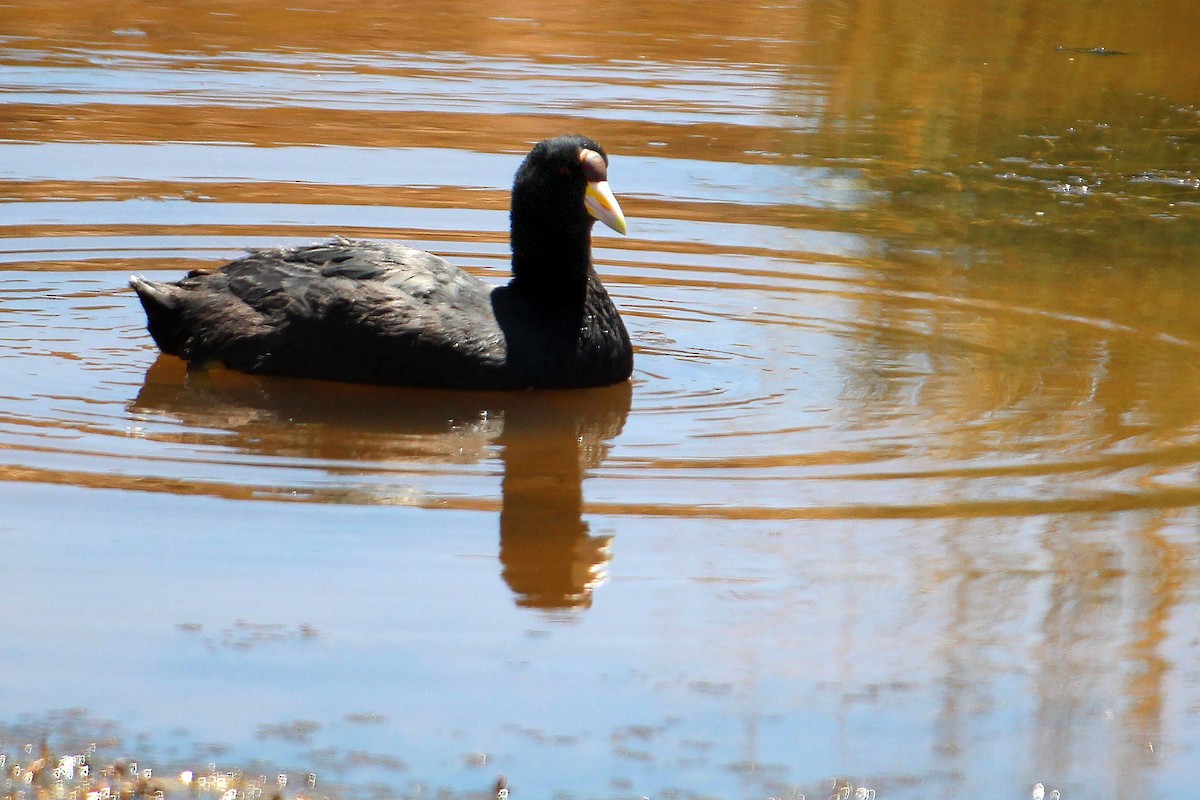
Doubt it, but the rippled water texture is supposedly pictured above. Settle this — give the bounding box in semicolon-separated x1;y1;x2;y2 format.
4;2;1200;798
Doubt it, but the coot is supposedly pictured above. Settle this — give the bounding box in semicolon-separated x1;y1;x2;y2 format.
130;134;633;390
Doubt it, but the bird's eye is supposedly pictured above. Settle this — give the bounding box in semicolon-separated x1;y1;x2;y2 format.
559;166;571;175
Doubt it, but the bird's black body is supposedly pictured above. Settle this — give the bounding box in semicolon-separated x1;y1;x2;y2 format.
130;135;633;390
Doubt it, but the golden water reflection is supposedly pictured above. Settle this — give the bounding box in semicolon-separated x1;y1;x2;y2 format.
810;9;1200;778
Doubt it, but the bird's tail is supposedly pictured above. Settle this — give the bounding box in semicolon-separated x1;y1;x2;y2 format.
129;275;189;357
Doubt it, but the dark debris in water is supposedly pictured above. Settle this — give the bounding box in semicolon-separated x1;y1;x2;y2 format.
1054;46;1134;56
174;621;319;652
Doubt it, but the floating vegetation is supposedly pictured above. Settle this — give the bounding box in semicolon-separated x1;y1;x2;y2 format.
0;712;1064;800
0;741;318;800
0;716;500;800
0;736;1064;800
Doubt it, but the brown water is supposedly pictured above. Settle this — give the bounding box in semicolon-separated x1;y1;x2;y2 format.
4;1;1200;798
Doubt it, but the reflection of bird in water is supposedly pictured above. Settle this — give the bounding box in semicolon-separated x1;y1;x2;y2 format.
130;135;632;390
495;384;630;609
132;358;631;608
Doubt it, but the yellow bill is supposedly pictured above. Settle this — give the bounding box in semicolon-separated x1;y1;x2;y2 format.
584;179;627;235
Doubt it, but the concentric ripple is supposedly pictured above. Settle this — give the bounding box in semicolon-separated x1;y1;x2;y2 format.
5;34;1200;523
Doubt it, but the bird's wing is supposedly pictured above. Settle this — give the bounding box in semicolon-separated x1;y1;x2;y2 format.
214;238;492;311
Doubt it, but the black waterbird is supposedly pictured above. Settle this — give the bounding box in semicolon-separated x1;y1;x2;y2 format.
130;135;632;390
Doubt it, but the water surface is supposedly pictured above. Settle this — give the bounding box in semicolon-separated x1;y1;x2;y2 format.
4;1;1200;798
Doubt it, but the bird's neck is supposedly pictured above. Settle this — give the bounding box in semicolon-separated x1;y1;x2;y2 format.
508;214;594;303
